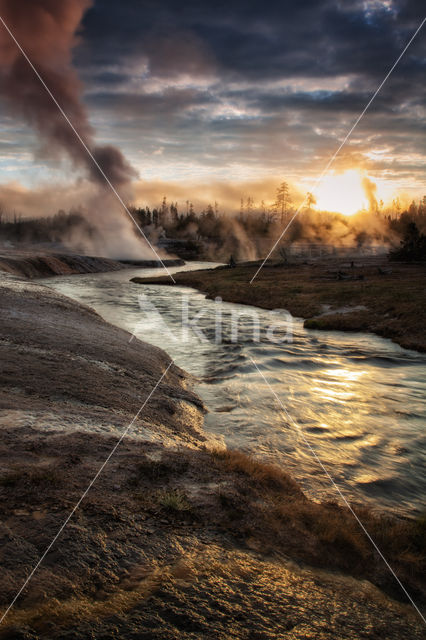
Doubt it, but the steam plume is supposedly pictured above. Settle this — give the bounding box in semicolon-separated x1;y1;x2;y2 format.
0;0;137;186
362;176;378;213
0;1;163;259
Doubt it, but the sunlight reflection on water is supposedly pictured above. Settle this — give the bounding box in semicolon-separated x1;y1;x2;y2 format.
43;262;426;516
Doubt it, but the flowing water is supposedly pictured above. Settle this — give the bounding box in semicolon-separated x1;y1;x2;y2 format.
43;262;426;516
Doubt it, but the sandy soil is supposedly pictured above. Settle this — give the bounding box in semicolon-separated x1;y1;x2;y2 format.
0;273;424;638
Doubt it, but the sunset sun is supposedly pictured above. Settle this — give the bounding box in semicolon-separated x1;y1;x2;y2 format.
314;170;368;216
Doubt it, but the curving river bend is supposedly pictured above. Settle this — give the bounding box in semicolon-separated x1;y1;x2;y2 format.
43;262;426;517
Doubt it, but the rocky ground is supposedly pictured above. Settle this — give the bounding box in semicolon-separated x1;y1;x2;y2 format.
0;272;424;639
0;247;185;279
0;249;125;278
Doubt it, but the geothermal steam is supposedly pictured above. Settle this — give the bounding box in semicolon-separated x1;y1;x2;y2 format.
0;0;155;259
362;176;378;214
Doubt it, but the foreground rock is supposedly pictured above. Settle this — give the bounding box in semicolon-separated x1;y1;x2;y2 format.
0;248;185;279
0;274;424;638
0;249;125;279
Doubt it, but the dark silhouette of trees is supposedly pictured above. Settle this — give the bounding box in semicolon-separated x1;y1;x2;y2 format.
0;210;94;244
306;192;316;213
2;189;426;263
390;221;426;261
274;182;292;224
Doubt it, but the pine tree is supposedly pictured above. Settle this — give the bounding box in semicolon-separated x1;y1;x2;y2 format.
274;182;292;224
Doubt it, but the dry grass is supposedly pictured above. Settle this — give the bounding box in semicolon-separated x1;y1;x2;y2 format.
208;448;426;602
210;448;302;494
157;489;192;512
131;259;426;351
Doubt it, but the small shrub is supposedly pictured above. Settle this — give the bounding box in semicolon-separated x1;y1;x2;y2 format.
157;489;191;512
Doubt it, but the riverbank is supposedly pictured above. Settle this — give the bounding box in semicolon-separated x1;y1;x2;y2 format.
0;247;185;279
132;256;426;352
0;248;124;278
0;273;425;638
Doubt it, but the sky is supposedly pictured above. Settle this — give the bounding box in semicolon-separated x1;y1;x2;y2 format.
0;0;425;211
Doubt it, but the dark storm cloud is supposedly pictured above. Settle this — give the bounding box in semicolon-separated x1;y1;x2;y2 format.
79;0;424;80
73;0;425;185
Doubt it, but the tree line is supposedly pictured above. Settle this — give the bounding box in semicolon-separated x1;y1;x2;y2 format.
1;184;426;261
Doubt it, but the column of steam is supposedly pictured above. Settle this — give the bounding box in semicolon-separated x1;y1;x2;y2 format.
0;0;161;262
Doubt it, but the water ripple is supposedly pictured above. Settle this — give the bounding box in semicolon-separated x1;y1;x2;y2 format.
43;262;426;517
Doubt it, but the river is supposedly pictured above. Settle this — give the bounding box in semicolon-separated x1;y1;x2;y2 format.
43;262;426;517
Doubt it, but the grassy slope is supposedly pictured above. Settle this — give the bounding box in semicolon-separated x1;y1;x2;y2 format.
132;259;426;352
